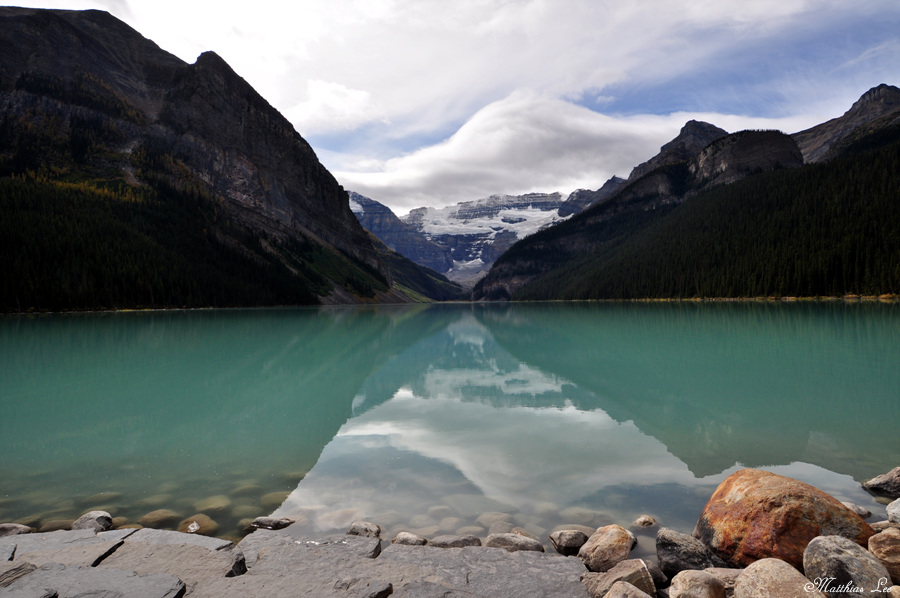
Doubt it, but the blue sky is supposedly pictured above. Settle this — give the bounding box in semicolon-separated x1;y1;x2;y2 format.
13;0;900;214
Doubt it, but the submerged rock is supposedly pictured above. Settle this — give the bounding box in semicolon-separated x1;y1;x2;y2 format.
693;468;875;569
137;509;181;529
252;516;294;531
177;513;219;536
347;521;382;538
0;523;34;537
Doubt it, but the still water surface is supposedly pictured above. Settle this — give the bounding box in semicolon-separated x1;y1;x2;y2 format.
1;302;898;551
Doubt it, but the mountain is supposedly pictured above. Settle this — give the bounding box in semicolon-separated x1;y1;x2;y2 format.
474;88;899;301
0;7;456;310
793;83;900;163
349;192;454;275
628;120;728;181
557;176;626;217
400;192;569;287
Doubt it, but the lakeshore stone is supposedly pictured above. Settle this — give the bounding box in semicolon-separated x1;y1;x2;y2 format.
427;505;455;519
178;513;220;536
550;529;590;556
669;569;726;598
605;580;654;597
579;524;636;572
841;502;872;519
869;527;900;583
633;515;658;528
194;494;231;514
863;467;900;499
111;517;128;528
872;520;900;533
803;534;891;595
71;510;112;532
581;558;656;598
392;531;427;545
79;491;123;506
488;520;515;534
99;528;246;588
408;513;438;528
347;520;382;538
693;468;875;569
644;558;669;588
704;567;742;597
138;508;181;529
554;523;599;536
251;516;294;531
454;525;485;536
560;506;608;527
439;516;464;532
0;562;185;598
888;498;900;524
484;532;544;552
733;557;823;598
430;534;482;548
657;527;727;578
0;523;33;537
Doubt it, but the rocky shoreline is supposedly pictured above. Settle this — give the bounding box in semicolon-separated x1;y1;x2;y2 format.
2;467;899;597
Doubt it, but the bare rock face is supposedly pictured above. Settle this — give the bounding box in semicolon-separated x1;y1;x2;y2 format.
629;120;729;181
693;468;875;569
578;524;636;572
656;527;727;579
689;130;803;188
550;529;590;556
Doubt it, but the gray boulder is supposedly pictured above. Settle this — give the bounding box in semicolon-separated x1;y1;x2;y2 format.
888;498;900;524
71;510;113;532
734;557;824;598
251;516;294;531
863;467;900;499
605;580;654;597
550;529;590;556
0;561;184;597
0;523;34;537
578;524;636;572
429;534;482;548
803;535;891;596
581;558;656;598
346;520;382;538
392;531;428;546
483;532;543;552
656;527;726;578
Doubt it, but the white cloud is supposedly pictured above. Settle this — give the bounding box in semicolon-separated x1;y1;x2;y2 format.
286;80;388;133
333;91;825;214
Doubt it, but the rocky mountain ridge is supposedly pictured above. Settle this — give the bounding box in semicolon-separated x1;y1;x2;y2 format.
0;7;459;307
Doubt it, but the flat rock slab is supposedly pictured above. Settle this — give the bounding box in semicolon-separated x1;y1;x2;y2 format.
374;544;590;597
0;561;184;598
0;528;139;567
125;527;233;551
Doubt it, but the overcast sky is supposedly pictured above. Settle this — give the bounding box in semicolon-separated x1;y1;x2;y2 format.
14;0;900;214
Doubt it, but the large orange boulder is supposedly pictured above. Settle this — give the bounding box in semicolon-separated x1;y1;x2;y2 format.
693;469;875;569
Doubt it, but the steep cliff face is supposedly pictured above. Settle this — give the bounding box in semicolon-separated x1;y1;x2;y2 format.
689;130;803;187
628;120;728;181
557;176;626;217
0;7;435;306
793;84;900;163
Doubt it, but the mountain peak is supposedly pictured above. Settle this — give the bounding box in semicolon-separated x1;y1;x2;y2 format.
629;120;728;181
848;83;900;116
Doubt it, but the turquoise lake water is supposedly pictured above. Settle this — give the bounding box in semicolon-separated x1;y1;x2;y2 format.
1;302;898;552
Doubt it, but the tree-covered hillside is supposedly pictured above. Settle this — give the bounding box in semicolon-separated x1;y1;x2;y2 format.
502;125;900;300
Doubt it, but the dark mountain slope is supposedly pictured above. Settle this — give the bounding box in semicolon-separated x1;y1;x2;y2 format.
0;8;451;310
510;124;900;300
473;127;804;300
